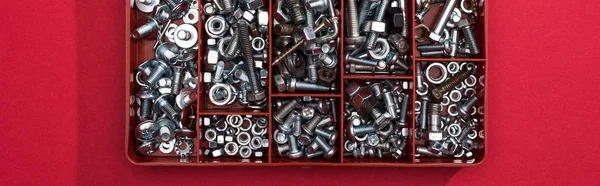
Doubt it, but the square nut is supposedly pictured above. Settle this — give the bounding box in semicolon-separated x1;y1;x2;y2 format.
257;10;269;26
363;21;386;33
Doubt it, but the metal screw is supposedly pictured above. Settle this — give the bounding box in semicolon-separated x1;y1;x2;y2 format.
345;54;387;70
382;91;398;119
273;97;301;123
314;127;338;143
458;19;480;55
285;0;306;24
287;135;304;158
459;96;478;117
145;60;172;86
237;20;266;102
430;67;474;101
428;103;442;141
347;0;360;37
429;0;458;42
136;88;158;120
154;94;181;121
302;114;325;135
314;136;337;159
365;0;390;49
287;78;337;92
347;124;376;141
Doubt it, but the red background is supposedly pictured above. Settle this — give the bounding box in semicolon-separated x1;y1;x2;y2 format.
1;0;600;185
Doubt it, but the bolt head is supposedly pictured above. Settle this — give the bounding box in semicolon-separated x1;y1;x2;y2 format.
247;90;266;102
428;32;442;42
297;134;313;146
457;19;475;28
136;88;159;100
388;34;409;54
376;60;387;70
274;0;291;23
428;132;443;141
317;99;331;114
241;0;264;10
286;149;304;159
322;147;337;159
135;120;158;141
328;130;338;144
156;42;180;64
156;118;177;142
274;74;287;92
136;141;160;155
300;106;315;120
286;78;298;92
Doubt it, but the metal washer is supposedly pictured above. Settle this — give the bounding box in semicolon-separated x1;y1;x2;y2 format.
174;24;198;49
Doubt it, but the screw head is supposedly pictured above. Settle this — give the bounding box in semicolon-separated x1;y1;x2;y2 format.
322;147;337;159
136;88;159;100
135;120;158;141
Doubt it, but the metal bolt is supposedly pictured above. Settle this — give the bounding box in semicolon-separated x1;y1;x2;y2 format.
382;91;398;119
238;20;265;102
314;136;337;159
416;6;431;23
314;127;338;143
132;17;159;39
170;66;185;94
145;60;172;86
459;96;479;117
154;94;181;121
420;96;430;130
292;116;302;136
273;98;301;124
398;93;409;124
417;43;447;52
430;67;474;101
285;0;306;24
277;144;290;156
458;19;480;55
416;145;442;157
224;30;240;58
302;114;324;135
287;78;337;92
345;54;387;70
287;135;304;158
428;103;442;141
370;108;392;130
347;124;376;141
365;0;390;49
370;83;384;99
429;0;459;42
136;88;159;120
347;0;360;37
449;29;459;57
306;150;326;159
280;110;300;134
306;56;318;83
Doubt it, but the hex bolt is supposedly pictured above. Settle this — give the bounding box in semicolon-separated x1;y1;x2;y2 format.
318;53;337;69
420;96;429;130
365;0;390;49
273;18;332;65
382;91;398;119
132;17;159;39
347;0;360;37
459;96;479;117
285;0;306;24
449;29;459;57
154;94;181;121
430;68;474;101
398;0;408;37
428;103;442;141
273;98;301;124
398;94;409;124
287;135;304;158
287;78;336;92
225;30;240;58
277;144;290;155
238;20;265;102
306;56;318;83
429;0;458;42
348;124;376;141
421;50;446;57
280;110;300;134
314;136;337;159
370;83;384;99
302;114;324;135
306;150;326;159
213;61;225;83
304;7;315;29
170;66;184;94
314;128;337;143
458;19;480;55
345;54;387;70
145;60;172;86
136;88;159;120
416;64;425;91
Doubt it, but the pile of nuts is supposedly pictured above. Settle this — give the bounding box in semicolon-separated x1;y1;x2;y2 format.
202;0;269;109
131;0;199;162
201;115;269;161
273;97;339;159
415;62;484;159
415;0;481;57
272;0;340;93
343;80;411;159
344;0;411;75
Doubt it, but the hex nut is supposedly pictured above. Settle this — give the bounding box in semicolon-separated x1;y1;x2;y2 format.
257;10;269;26
295;27;317;47
388;33;409;53
207;49;219;64
242;10;255;22
363;21;386;33
274;0;292;23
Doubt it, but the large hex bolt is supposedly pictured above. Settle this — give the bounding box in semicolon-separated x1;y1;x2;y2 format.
429;0;459;42
314;136;337;159
237;20;266;102
458;18;480;55
136;88;159;120
428;103;442;141
154;94;181;121
273;97;302;124
430;68;474;101
285;0;306;24
365;0;390;49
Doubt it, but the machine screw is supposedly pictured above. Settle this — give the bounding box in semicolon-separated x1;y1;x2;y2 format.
302;114;324;135
277;144;290;155
280;110;300;134
287;135;304;158
419;95;429;130
132;17;159;39
285;0;306;24
136;88;159;120
382;91;398;119
273;97;301;123
170;66;185;94
430;68;474;101
314;136;337;159
429;0;458;42
145;60;172;86
428;103;442;141
365;0;390;49
287;78;337;92
345;54;387;70
238;20;265;102
370;83;384;99
458;96;478;117
458;19;480;55
346;0;360;37
154;94;181;121
306;150;325;159
398;94;409;124
347;124;376;141
314;127;337;143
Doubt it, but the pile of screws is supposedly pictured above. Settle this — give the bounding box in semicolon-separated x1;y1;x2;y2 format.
343;80;410;158
202;0;269;108
201;115;269;160
344;0;410;75
272;0;340;93
415;0;481;57
132;0;199;162
273;97;339;159
415;62;484;159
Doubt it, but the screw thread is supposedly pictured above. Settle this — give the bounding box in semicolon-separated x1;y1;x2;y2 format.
314;128;331;139
237;21;261;92
133;20;159;39
140;99;152;119
306;150;325;159
225;31;240;57
286;0;306;24
161;103;180;121
274;98;300;123
428;103;441;132
294;81;332;92
347;0;360;37
213;61;225;83
171;70;183;94
347;56;378;66
357;1;371;30
432;68;473;100
305;7;315;29
462;26;480;55
459;96;478;114
288;135;300;152
221;0;234;13
353;125;376;137
146;66;166;85
306;56;318;83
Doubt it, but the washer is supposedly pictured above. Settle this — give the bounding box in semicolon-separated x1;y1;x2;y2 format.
174;24;198;48
249;136;263;150
447;62;460;74
460;0;474;14
449;90;462;102
135;0;159;13
224;142;239;155
416;82;429;96
464;88;476;97
227;115;243;128
239;146;252;158
441;95;450;106
237;132;251;145
368;38;390;60
159;139;176;153
252;37;266;51
209;83;232;106
183;9;199;24
465;75;477;87
426;63;448;84
448;104;459;116
447;123;462;137
204;128;217;141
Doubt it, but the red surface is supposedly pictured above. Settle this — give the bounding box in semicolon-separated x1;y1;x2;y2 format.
1;0;600;185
